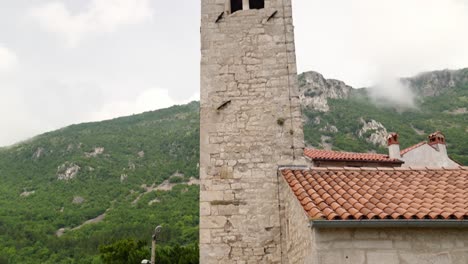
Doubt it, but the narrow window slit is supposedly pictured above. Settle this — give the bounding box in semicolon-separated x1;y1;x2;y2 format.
249;0;264;9
230;0;243;13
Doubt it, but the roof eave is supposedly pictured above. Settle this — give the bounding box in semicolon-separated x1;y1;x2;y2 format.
310;220;468;229
311;158;404;164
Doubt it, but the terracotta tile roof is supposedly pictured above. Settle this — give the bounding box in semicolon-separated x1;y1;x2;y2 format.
304;149;403;163
400;142;427;156
281;167;468;221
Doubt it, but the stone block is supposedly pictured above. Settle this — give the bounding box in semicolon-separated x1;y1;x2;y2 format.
399;252;451;264
200;229;211;243
319;251;343;264
218;204;239;215
332;241;354;249
393;240;412;249
451;250;468;264
200;190;224;202
367;252;398;264
316;229;352;242
200;216;227;229
200;202;211;216
353;240;393;249
342;250;365;264
353;230;380;239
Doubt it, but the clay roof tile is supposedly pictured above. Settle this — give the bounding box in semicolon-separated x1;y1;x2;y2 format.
281;167;468;221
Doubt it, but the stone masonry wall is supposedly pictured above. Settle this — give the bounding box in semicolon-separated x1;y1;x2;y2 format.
279;173;315;264
200;0;305;263
314;228;468;264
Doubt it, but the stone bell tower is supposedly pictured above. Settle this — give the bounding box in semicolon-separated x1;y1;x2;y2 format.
200;0;305;263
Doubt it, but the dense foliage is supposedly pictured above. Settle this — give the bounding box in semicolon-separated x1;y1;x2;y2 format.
303;76;468;165
99;239;198;264
0;71;466;263
0;102;200;263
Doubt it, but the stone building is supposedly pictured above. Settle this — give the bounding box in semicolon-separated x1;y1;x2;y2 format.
200;0;305;262
394;132;460;168
199;1;468;263
303;131;460;169
280;167;468;264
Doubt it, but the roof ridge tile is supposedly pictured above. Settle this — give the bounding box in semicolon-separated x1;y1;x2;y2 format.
400;141;427;156
408;166;427;170
443;166;463;170
376;167;395;171
425;166;446;170
326;167;346;170
393;167;411;171
344;167;362;171
360;167;378;171
310;167;329;171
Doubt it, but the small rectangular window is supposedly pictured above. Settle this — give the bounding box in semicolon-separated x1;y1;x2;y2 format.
249;0;264;9
231;0;243;13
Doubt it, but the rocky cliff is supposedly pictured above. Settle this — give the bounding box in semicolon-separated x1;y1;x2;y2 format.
301;68;467;163
403;68;468;97
298;71;352;112
300;68;468;110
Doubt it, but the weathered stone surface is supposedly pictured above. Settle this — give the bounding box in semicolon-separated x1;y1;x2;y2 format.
72;196;85;204
358;118;388;147
314;228;468;264
367;252;398;264
57;162;80;181
279;176;314;263
32;147;45;159
298;71;352;112
200;0;306;262
84;147;104;157
20;190;35;197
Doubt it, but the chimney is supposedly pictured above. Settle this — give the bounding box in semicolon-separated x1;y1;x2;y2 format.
428;131;447;156
387;133;401;159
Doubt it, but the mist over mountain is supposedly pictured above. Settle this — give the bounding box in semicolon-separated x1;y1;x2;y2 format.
299;68;467;161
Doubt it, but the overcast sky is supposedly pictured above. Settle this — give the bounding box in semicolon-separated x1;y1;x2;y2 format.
0;0;467;146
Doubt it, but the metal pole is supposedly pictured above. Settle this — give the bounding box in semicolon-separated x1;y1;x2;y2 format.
151;238;156;264
151;225;162;264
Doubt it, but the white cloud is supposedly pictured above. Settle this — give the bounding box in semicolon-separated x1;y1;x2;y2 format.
0;45;18;72
294;0;468;88
90;88;199;121
369;74;416;109
0;81;198;147
31;0;153;45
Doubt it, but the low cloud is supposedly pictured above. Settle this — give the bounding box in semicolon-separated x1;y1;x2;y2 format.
30;0;153;46
294;0;468;88
368;73;416;109
0;45;18;72
0;80;106;146
0;82;199;147
91;88;199;121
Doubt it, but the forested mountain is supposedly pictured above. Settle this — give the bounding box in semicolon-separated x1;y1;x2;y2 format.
0;69;466;263
300;68;468;164
0;103;200;263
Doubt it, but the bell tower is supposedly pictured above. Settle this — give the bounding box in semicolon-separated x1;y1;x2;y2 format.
200;0;305;262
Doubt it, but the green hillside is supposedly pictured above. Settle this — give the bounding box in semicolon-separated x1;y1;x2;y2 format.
0;102;200;263
0;69;466;263
303;69;468;165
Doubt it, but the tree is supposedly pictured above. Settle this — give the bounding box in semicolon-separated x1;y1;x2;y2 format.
99;239;149;264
